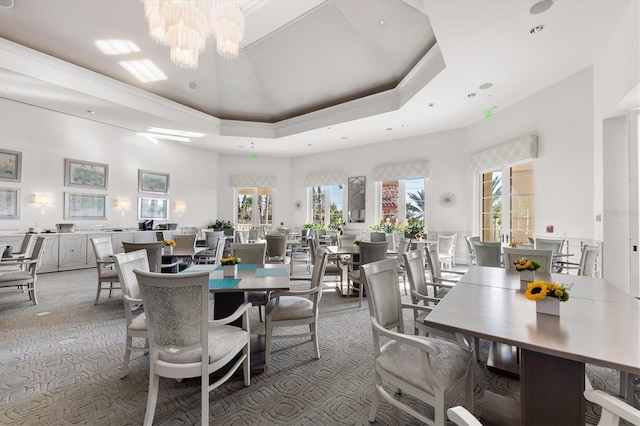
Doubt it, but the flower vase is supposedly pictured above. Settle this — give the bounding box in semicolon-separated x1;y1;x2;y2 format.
166;246;173;254
520;269;535;290
536;298;560;316
223;264;238;278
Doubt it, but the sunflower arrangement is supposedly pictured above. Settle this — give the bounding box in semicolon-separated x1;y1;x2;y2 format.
414;233;425;239
220;256;241;265
525;281;570;302
508;240;521;247
514;257;541;271
162;239;176;247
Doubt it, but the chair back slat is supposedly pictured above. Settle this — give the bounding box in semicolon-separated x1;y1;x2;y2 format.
113;249;149;300
503;247;553;272
230;242;266;266
361;259;403;332
123;242;163;273
471;241;502;267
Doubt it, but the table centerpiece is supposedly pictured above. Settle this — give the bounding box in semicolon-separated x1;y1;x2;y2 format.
524;280;570;316
221;256;241;277
162;239;176;253
514;257;542;289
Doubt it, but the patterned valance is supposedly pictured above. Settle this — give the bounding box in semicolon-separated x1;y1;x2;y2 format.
230;175;277;188
373;160;429;181
304;171;346;187
469;135;538;171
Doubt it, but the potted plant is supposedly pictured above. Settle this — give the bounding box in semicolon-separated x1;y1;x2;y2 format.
524;280;570;316
220;256;241;277
208;219;234;236
403;217;424;239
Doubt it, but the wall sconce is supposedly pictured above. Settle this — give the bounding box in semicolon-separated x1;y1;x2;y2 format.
114;198;130;215
32;194;49;213
174;201;186;216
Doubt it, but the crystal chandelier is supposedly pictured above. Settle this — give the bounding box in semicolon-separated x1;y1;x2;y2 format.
142;0;253;69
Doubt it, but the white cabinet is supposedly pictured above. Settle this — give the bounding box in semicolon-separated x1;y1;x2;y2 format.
134;231;156;243
111;232;134;254
39;234;60;273
59;234;88;271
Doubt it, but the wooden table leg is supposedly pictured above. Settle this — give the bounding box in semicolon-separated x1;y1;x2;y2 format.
521;349;585;425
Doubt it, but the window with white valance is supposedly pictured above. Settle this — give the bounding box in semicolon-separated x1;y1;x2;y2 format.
373;160;429;181
469;135;538;172
230;175;277;188
304;171;346;187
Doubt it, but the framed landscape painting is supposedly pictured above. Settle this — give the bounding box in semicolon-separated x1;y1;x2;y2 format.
64;192;107;220
138;197;169;220
65;158;108;189
0;149;22;182
138;169;170;194
0;188;20;219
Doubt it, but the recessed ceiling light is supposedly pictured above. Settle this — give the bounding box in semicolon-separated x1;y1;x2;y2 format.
308;144;312;147
467;92;476;98
428;103;435;107
95;39;140;56
530;25;545;34
530;0;553;15
86;110;95;114
479;83;493;90
341;136;348;140
188;81;199;90
120;59;167;83
238;145;244;148
386;128;392;131
379;20;385;25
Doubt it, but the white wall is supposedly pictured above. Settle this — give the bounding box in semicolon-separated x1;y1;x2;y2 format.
290;128;471;234
0;99;219;231
467;68;595;241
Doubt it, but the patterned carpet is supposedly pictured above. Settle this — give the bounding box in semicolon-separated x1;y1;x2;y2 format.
0;266;621;425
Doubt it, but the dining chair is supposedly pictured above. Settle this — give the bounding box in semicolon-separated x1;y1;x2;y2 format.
265;234;289;264
309;234;343;289
583;389;640;426
0;236;46;305
370;232;386;242
556;244;599;276
437;233;457;269
0;235;35;273
404;248;480;360
471;241;502;267
265;249;328;367
90;237;121;304
122;241;180;273
204;230;226;256
173;234;197;270
194;237;226;265
447;406;482;426
534;237;565;271
134;270;251;426
503;247;553;273
425;243;464;297
231;242;268;320
112;249;149;377
464;236;480;265
337;234;357;247
361;258;474;426
395;237;410;295
248;228;259;241
347;241;388;307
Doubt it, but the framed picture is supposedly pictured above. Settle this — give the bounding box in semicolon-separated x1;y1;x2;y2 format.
65;158;108;189
0;188;20;219
0;149;22;182
138;197;169;220
138;169;170;194
64;192;107;220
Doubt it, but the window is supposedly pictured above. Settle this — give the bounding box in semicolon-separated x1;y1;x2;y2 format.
481;162;534;242
236;187;273;231
378;178;425;224
310;185;344;228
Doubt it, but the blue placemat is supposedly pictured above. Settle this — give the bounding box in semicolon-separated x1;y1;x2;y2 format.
209;278;241;289
214;264;257;271
255;267;289;277
179;269;207;274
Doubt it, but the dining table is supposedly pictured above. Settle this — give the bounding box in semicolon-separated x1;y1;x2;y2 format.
182;262;290;373
424;266;640;425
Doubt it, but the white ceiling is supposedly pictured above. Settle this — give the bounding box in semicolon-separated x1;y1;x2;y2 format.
0;0;632;157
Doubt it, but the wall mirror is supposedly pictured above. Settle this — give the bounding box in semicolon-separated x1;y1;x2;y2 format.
347;176;366;223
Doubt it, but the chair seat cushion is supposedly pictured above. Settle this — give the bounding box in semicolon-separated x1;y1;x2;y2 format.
99;269;119;279
0;271;32;283
266;296;314;320
159;324;248;365
435;287;450;298
325;263;342;275
128;313;147;332
347;270;361;283
377;337;471;396
0;265;24;273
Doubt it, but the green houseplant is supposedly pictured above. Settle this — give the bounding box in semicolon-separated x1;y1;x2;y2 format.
403;217;424;238
208;219;234;236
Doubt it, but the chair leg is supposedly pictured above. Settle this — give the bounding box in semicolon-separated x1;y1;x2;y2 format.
311;322;320;359
369;377;381;422
265;321;272;367
94;282;102;305
143;371;160;426
258;306;263;322
358;281;363;308
201;372;209;426
108;282;114;298
474;337;481;362
243;342;250;386
122;335;133;378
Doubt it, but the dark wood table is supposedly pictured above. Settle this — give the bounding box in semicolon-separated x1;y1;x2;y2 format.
424;266;640;425
184;263;290;373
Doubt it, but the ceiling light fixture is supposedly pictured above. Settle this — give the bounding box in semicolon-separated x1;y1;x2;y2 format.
530;0;553;15
142;0;256;69
467;92;476;98
479;82;493;90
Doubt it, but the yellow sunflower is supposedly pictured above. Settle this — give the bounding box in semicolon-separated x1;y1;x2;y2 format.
525;281;549;301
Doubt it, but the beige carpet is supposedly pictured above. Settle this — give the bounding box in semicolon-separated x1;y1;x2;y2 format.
0;267;621;425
